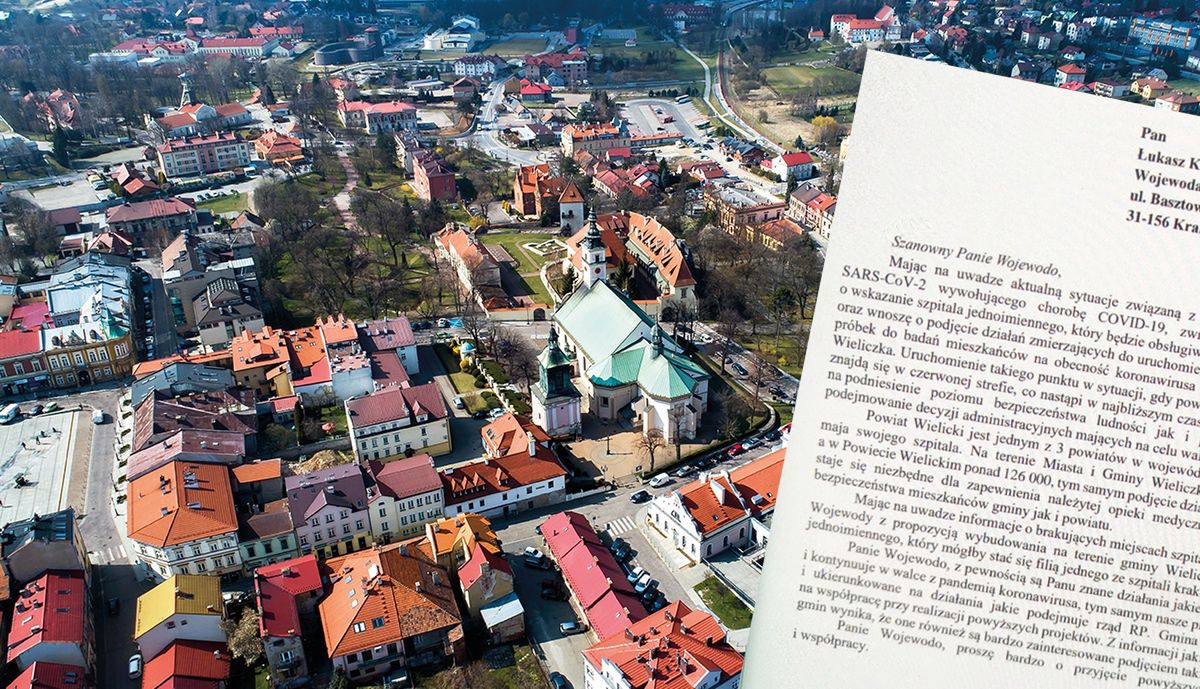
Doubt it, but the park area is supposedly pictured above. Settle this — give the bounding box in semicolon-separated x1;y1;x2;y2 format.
591;32;706;87
486;37;551;56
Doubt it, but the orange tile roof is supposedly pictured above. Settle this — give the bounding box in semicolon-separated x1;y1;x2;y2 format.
568;217;627;272
317;314;358;347
481;413;550;458
422;514;498;561
583;601;744;689
141;640;231;689
231;458;282;484
515;163;552;196
559;180;584;204
457;541;511;590
436;226;496;272
133;350;232;379
441;447;567;509
624;212;696;288
230;326;289;373
319;543;462;659
677;448;784;536
127;461;237;547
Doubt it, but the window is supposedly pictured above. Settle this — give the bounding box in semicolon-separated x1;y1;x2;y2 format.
325;514;335;523
340;510;349;519
12;362;22;375
378;506;387;516
299;536;308;545
353;622;367;633
372;617;386;628
314;532;323;542
356;520;364;530
310;518;319;527
342;524;351;535
328;528;336;538
263;541;273;554
362;649;373;662
246;545;257;557
601;396;609;407
381;521;389;532
196;561;207;572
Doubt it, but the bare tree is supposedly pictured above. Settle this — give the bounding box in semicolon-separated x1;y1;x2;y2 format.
668;404;689;464
634;428;667;475
220;608;264;666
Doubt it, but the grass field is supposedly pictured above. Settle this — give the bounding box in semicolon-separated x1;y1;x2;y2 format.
487;37;550;56
198;192;248;215
695;577;754;630
1169;79;1200;95
761;64;861;99
481;231;559;273
592;38;706;84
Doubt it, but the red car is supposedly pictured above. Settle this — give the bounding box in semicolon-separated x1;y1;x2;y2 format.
727;443;745;457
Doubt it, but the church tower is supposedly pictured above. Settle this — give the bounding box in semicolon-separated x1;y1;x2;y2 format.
532;324;582;438
580;208;607;289
559;181;585;234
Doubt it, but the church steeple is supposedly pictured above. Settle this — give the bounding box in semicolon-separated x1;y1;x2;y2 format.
581;208;606;288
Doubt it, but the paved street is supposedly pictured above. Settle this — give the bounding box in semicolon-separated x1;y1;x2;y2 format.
133;260;178;358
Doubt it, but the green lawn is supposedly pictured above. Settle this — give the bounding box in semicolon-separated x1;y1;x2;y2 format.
1168;79;1200;95
254;668;269;689
592;39;707;84
311;405;349;435
487;37;550;56
481;231;559;273
198;192;248;215
761;64;861;99
359;168;408;191
489;644;549;689
695;577;754;630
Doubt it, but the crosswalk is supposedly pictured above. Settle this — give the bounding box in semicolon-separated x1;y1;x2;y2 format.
605;516;638;537
89;545;127;565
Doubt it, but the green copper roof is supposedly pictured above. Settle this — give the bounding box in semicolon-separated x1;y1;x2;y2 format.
554;280;656;364
587;339;708;399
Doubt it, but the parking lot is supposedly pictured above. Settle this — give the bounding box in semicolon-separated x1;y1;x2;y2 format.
0;409;83;525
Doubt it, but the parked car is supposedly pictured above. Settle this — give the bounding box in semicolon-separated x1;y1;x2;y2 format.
91;409;105;425
559;620;587;635
437;318;449;327
743;436;762;450
629;490;651;504
128;654;143;679
609;537;631;561
626;565;646;584
727;443;746;457
472;410;489;420
43;402;59;413
26;404;42;416
549;672;571;689
648;474;672;489
731;362;749;377
635;574;656;593
764;429;782;442
453;396;465;410
780;422;792;435
695;456;717;470
642;588;665;605
488;407;506;419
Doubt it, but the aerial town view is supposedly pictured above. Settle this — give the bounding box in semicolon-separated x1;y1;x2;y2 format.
0;0;1189;686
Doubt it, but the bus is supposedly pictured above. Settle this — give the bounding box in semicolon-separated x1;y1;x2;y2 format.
0;403;19;424
675;95;691;104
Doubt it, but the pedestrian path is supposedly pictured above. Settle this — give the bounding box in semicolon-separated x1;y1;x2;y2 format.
605;515;638;536
89;544;127;565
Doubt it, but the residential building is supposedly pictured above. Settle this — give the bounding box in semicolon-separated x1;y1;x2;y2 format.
20;90;80;131
540;511;644;640
1156;90;1200;114
319;543;465;682
1089;79;1131;99
525;49;589;88
6;570;93;671
133;390;256;454
454;54;504;78
0;509;89;587
344;383;451;462
553;217;710;443
757;216;808;250
238;499;300;572
458;539;515;621
255;555;324;689
561;121;632;156
365;455;444;544
40;253;136;389
703;182;786;237
140;640;231;689
192;276;266;347
766;151;816;182
582;602;743;689
433;225;502;299
1130;17;1200;51
160;233;261;337
127;461;241;581
452;77;480;103
286;464;372;561
1132;76;1171;100
0;328;50;397
481;413;550;459
336;100;418;134
104;198;198;242
602;211;697;312
7;662;91;689
519;79;553;103
255;130;304;165
440;438;568;518
411;151;458;203
149;101;254;141
647;447;784;561
134;575;225;660
410;514;501;572
156;133;254;178
1054;63;1087;87
512;163;568;217
786;182;837;241
196;36;279;57
126;428;246;481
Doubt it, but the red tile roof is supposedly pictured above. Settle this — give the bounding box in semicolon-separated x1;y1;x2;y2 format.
779;151;814;166
127;461;237;548
623;212;696;288
255;555;323;638
1057;62;1086;74
540;512;644;640
367;454;442;501
583;602;744;689
0;329;42;360
677;448;784;536
359;316;415;352
6;571;86;663
231;458;282;485
345;382;447;428
141;640;231;689
106;197;196;224
7;662;89;689
481;413;550;459
441;446;567;509
319;543;462;658
457;541;512;590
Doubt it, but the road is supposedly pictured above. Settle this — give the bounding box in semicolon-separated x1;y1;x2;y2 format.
466;81;551;167
133;260;179;359
490;434;786;687
692;321;800;405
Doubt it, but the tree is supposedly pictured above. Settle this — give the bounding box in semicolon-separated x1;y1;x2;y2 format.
51;126;69;167
376;132;397;169
811;115;841;147
221;608;264;667
668;405;689;464
558;266;577;296
634;428;667;475
498;329;539;394
328;670;351;689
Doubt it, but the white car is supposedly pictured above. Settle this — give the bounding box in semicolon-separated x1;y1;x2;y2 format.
648;474;672;488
